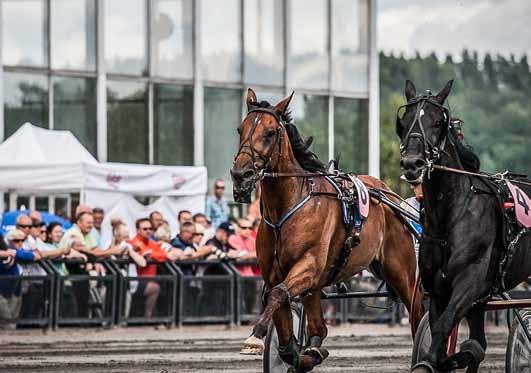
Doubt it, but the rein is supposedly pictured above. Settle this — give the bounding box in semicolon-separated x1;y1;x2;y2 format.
431;164;531;187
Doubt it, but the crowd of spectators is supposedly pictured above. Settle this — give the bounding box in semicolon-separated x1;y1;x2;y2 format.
0;178;261;326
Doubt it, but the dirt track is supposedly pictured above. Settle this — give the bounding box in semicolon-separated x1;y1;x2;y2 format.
0;324;508;372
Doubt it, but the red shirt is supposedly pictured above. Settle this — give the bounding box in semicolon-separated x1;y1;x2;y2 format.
228;234;260;276
129;234;167;276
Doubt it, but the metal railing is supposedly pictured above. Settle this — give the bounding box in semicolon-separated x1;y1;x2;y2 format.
0;261;55;328
173;260;234;325
11;258;518;329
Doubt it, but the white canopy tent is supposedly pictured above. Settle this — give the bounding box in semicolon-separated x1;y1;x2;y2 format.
0;123;208;245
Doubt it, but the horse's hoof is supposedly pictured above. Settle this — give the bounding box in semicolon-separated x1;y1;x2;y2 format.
239;335;264;355
448;339;485;369
460;339;485;362
303;346;329;365
411;361;435;373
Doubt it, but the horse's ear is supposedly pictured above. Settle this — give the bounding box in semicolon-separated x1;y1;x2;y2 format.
405;80;416;101
435;80;454;104
246;88;258;110
274;92;294;116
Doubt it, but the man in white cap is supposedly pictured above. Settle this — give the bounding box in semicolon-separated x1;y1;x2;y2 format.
0;229;41;327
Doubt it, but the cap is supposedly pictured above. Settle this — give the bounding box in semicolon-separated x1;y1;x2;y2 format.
6;229;26;241
217;222;235;235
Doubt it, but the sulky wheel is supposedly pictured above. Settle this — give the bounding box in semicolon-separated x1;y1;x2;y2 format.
411;312;456;373
506;309;531;373
263;303;306;373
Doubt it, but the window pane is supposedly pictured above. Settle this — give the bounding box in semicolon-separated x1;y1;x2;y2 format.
1;0;47;66
51;0;96;71
152;0;193;79
4;72;48;137
244;0;284;86
291;94;328;161
289;0;328;90
204;88;241;189
53;77;97;155
154;84;194;165
331;0;369;93
201;0;241;82
334;98;368;173
107;81;148;163
105;0;147;75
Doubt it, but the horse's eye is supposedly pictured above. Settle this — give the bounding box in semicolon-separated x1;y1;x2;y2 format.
264;129;276;139
237;127;242;135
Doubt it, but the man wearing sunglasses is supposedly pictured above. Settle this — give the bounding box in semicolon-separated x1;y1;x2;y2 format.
228;219;259;276
129;218;170;318
205;179;230;229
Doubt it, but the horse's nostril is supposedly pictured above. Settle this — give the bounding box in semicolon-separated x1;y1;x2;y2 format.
243;170;255;179
414;159;425;168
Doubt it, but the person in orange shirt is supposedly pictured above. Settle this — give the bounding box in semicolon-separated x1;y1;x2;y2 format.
129;218;168;318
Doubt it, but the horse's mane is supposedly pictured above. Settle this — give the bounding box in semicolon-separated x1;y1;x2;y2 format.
448;128;481;172
249;101;326;172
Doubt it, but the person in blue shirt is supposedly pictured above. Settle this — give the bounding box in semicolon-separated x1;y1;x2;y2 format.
0;229;41;326
205;179;230;229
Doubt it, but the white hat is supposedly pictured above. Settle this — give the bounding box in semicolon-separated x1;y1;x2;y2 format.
6;229;25;241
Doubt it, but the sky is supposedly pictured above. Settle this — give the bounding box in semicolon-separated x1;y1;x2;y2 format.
378;0;531;60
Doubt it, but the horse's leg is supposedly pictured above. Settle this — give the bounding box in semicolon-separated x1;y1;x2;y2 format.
464;306;487;373
298;291;330;370
420;278;486;371
273;300;301;367
252;258;319;339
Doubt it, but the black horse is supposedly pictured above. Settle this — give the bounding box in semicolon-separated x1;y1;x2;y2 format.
396;79;531;373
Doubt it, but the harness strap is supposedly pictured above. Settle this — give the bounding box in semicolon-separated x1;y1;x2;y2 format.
263;193;312;231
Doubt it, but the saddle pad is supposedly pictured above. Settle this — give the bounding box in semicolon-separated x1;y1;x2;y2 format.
351;176;370;219
507;181;531;228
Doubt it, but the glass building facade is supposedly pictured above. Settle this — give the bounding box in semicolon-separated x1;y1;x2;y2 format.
0;0;378;197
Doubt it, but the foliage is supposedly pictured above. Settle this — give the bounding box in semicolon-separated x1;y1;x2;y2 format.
380;51;531;194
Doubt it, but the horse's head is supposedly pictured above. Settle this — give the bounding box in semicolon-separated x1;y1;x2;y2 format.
230;88;293;203
396;79;454;184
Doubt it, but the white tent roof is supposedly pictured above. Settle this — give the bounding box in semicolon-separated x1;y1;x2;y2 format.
0;122;97;165
0;123;207;196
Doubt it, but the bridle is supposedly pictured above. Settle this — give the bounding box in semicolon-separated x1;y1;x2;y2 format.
396;92;452;180
233;107;285;182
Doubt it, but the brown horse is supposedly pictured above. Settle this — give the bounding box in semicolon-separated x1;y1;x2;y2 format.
231;89;423;372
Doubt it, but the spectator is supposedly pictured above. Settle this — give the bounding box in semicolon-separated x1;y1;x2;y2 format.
193;213;215;243
205;222;234;258
45;222;86;275
21;212;70;318
92;207;105;245
205;179;230;228
45;222;85;318
150;211;165;232
0;230;41;328
61;212;122;259
170;221;196;258
108;223;146;318
92;208;104;232
177;210;193;232
153;225;184;259
60;211;119;318
15;214;32;241
129;218;168;318
228;218;259;276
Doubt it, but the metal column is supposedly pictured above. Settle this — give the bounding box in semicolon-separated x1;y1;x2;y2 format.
368;0;380;178
193;0;204;166
96;0;107;162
